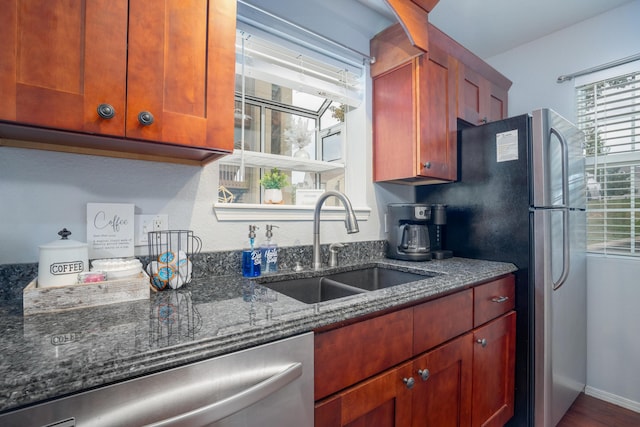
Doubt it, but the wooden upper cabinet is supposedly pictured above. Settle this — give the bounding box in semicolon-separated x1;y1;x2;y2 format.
126;0;235;151
371;22;511;184
428;25;511;126
0;0;236;164
0;0;128;136
457;62;509;125
372;45;456;183
418;48;457;182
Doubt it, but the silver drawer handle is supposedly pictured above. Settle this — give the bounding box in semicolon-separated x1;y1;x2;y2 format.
491;296;509;303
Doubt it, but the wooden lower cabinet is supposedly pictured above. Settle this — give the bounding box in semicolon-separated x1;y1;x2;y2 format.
472;312;516;427
314;275;517;427
315;362;413;427
412;333;473;426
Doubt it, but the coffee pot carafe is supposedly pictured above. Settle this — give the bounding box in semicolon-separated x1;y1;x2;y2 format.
386;204;431;261
399;224;429;253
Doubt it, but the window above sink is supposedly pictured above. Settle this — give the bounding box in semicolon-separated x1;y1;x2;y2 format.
214;4;370;220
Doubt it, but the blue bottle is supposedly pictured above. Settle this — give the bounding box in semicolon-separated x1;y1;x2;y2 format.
242;225;261;277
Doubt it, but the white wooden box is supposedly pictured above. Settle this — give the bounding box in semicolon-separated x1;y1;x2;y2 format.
23;272;150;315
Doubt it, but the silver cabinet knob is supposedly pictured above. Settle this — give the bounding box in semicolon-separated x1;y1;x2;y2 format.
477;338;487;348
418;368;430;381
403;377;415;389
491;296;509;303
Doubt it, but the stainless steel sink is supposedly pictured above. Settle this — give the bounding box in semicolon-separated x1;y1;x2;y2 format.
259;266;437;304
261;276;366;304
325;266;435;291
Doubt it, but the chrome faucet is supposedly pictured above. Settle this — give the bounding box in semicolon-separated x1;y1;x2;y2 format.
313;191;359;270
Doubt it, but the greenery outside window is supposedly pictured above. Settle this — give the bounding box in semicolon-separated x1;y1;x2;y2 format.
577;67;640;256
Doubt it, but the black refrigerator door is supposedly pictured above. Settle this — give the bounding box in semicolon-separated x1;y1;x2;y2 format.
417;115;531;269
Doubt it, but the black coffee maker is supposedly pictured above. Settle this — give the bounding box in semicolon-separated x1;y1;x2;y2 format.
386;204;432;261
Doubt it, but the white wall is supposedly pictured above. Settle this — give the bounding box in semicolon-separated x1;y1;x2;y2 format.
586;256;640;411
487;0;640;123
486;0;640;411
0;0;394;265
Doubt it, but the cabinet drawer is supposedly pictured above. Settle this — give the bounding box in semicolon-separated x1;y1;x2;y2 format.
474;275;515;327
413;289;473;355
315;308;413;400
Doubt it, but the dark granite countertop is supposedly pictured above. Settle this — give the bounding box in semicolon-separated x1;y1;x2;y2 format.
0;256;516;414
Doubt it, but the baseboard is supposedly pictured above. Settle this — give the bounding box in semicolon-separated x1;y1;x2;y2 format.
585;386;640;413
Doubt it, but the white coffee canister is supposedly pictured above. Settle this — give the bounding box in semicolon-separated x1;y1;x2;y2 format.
38;228;89;288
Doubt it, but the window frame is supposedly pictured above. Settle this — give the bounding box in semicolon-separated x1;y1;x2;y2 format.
213;17;371;222
577;61;640;257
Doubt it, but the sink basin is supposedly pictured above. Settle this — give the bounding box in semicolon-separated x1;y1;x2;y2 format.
325;266;435;291
261;277;366;304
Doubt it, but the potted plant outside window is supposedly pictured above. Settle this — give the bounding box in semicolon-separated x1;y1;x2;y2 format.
260;168;288;204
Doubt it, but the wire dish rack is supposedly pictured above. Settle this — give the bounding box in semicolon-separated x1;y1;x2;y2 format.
147;230;202;291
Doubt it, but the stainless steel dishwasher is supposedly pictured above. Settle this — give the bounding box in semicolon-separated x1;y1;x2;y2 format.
0;332;314;427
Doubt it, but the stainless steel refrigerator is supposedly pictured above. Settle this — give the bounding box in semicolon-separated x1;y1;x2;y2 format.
417;108;586;427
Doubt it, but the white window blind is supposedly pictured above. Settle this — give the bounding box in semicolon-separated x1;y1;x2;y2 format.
577;69;640;256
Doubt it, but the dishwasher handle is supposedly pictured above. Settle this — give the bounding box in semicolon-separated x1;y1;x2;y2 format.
146;362;303;427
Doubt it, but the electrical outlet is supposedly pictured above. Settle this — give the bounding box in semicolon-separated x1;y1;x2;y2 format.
135;214;169;246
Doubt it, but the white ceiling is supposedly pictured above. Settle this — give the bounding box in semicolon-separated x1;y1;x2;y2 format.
358;0;635;58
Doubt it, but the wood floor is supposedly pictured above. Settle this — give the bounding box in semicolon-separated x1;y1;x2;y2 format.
556;393;640;427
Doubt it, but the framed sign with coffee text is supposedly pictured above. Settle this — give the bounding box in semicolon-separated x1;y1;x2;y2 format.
86;203;135;259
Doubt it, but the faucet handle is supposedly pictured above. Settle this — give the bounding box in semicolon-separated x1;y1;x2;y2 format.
329;243;347;267
329;242;346;252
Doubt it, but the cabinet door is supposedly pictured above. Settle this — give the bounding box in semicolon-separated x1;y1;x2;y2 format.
457;64;508;125
411;333;473;427
373;61;417;182
417;48;457;181
472;311;516;427
457;64;484;125
372;51;456;183
126;0;236;151
0;0;127;136
315;362;413;427
484;79;508;123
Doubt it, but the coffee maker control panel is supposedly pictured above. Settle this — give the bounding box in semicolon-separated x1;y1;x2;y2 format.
414;206;429;219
